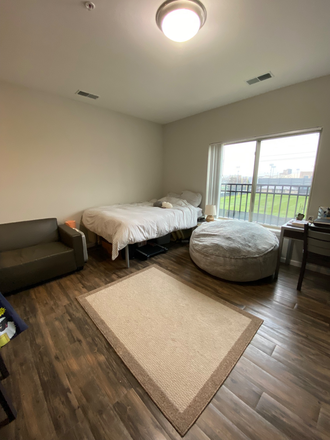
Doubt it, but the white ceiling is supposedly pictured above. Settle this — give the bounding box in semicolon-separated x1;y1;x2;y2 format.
1;0;330;124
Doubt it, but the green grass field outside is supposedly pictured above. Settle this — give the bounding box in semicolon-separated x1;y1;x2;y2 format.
219;193;309;220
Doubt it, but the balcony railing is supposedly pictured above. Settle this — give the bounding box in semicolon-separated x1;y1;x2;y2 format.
219;183;311;226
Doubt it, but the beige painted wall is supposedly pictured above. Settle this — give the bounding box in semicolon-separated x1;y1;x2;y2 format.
163;74;330;219
0;81;163;230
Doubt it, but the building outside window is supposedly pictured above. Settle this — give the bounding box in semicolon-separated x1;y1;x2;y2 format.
207;131;321;227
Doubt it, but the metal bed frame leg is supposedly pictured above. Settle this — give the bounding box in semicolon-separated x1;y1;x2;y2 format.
125;246;130;268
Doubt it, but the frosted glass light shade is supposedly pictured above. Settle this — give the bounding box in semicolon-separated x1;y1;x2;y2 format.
156;0;207;43
162;9;200;42
205;205;217;216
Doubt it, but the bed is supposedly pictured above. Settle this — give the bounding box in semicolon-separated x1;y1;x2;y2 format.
82;193;202;266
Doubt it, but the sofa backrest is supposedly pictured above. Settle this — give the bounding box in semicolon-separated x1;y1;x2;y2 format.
0;218;59;252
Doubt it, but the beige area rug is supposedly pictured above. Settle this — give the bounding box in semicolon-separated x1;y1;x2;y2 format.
78;265;263;436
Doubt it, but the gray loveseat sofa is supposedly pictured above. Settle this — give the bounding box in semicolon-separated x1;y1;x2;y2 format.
0;218;85;294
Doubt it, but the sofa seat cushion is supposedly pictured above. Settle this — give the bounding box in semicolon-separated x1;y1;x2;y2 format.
0;242;72;268
0;218;59;252
189;220;279;282
0;242;77;293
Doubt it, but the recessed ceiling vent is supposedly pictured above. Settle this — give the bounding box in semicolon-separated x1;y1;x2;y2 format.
246;72;273;85
75;90;99;100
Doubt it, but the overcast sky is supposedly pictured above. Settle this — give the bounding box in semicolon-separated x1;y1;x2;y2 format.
222;132;320;178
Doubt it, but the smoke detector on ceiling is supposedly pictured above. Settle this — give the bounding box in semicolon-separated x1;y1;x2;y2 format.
75;90;99;100
246;72;274;85
85;2;95;11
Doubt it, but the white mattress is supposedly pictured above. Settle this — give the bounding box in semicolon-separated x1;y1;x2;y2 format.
82;198;202;259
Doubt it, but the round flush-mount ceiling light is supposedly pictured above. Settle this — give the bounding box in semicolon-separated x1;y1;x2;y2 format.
156;0;207;42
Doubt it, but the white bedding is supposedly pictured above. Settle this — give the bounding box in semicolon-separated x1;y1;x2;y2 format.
82;198;202;259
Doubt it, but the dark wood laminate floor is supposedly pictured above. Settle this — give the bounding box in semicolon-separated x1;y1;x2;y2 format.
1;243;330;440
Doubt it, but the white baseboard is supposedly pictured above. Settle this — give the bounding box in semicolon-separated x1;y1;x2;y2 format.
280;257;330;275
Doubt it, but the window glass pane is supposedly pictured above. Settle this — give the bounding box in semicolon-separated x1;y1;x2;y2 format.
219;141;256;220
253;133;320;225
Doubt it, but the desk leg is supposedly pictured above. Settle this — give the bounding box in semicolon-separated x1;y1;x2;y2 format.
275;227;285;279
286;239;294;265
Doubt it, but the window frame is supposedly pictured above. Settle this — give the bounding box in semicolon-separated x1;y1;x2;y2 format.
207;127;322;229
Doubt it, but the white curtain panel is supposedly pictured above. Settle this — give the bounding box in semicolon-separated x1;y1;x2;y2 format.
206;143;222;214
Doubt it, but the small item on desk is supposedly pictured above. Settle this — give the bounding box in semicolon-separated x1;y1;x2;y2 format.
288;219;309;228
296;213;305;221
318;206;330;218
313;217;330;227
314;206;330;226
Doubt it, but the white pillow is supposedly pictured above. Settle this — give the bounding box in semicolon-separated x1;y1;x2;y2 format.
160;196;181;203
166;192;181;198
180;190;202;207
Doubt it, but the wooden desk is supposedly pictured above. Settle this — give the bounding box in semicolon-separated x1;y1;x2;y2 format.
275;221;304;279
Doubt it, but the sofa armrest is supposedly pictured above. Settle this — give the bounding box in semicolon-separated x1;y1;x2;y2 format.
58;225;84;269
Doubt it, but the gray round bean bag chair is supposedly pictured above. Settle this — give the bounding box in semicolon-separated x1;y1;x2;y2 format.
189;220;279;282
